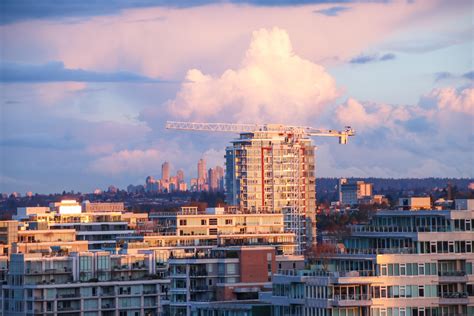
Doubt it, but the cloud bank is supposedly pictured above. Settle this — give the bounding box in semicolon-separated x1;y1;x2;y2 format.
88;149;161;176
0;61;165;82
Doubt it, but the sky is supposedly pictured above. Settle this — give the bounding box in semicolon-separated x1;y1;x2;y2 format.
0;0;473;194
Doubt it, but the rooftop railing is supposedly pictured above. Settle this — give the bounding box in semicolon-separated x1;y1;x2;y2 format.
351;226;450;233
276;269;376;278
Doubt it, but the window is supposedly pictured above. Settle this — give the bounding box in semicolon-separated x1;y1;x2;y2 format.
381;264;388;276
418;263;425;275
201;219;206;225
399;286;406;298
448;241;455;253
179;219;187;226
393;264;400;276
418;285;424;297
209;218;218;225
225;219;232;225
400;264;406;276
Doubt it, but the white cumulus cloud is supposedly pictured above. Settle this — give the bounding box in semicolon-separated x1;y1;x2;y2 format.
167;27;339;124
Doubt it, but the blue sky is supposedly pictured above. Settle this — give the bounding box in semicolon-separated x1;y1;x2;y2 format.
0;0;472;193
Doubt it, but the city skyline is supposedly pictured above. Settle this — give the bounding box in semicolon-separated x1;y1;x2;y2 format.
1;0;473;194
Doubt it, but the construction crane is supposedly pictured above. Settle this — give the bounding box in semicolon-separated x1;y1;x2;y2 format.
165;121;355;144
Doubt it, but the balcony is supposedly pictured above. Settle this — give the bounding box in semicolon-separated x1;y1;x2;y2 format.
438;270;468;282
190;286;210;292
439;292;469;305
57;293;78;299
331;294;372;307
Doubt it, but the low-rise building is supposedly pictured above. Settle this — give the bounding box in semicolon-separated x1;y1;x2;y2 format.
3;251;169;316
398;197;431;210
339;179;373;207
168;246;277;316
146;207;297;256
268;207;474;316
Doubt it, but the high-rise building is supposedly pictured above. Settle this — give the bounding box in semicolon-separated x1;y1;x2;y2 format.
208;166;225;192
145;176;159;193
225;127;317;251
197;159;207;182
162;161;170;181
215;165;224;191
177;169;185;183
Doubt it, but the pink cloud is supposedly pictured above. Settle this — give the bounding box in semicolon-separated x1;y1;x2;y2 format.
426;87;474;115
88;149;160;176
1;1;446;78
167;27;339;124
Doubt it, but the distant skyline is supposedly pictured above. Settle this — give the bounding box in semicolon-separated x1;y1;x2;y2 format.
0;0;473;193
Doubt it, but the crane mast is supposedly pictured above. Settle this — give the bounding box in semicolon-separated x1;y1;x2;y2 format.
165;121;355;144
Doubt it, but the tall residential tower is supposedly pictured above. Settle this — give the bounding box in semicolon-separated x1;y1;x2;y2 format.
225;126;317;252
166;121;355;253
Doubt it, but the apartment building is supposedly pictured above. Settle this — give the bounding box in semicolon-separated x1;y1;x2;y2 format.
13;201;145;252
168;246;277;316
81;201;125;213
14;229;89;254
145;206;297;256
268;207;474;316
3;251;169;316
224;127;317;251
0;220;19;255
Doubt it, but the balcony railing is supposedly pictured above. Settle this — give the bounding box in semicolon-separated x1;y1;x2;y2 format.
276;269;375;277
440;292;468;299
438;271;466;277
333;294;371;301
351;226;449;233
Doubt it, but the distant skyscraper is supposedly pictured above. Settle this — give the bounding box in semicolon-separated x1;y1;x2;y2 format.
208;168;218;192
169;176;179;192
177;169;185;183
162;162;170;181
145;176;159;193
208;166;225;192
197;159;207;182
215;165;224;191
190;178;198;192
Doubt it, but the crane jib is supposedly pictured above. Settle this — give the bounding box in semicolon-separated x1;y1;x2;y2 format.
165;121;355;144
